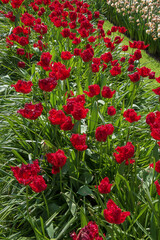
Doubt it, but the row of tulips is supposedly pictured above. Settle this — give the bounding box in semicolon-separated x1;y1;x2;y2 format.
88;0;160;55
1;0;160;239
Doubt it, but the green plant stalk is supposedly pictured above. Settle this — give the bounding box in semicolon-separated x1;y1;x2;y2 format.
127;159;131;180
86;62;92;89
150;144;156;196
76;58;82;95
23;93;25;105
42;192;49;218
63;80;66;104
99;142;103;170
112;224;116;239
104;194;107;206
45;91;48;119
76;150;80;175
67;37;70;51
134;144;139;188
26;185;29;219
107;136;110;155
130;83;136;108
66;78;70;92
78;120;81;134
59;167;63;193
126;125;130;143
82;151;85;162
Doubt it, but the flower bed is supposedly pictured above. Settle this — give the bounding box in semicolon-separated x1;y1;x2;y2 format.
0;0;160;239
88;0;160;55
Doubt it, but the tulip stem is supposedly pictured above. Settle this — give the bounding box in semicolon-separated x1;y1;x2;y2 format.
63;81;66;103
126;125;130;143
112;224;116;239
23;94;25;105
42;192;49;218
76;150;80;175
127;159;131;180
78;120;81;134
59;167;63;193
66;79;70;92
100;142;103;170
67;37;70;51
104;194;107;206
26;185;29;219
130;83;136;108
44;92;48;119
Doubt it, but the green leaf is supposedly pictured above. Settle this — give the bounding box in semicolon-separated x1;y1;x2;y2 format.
98;110;106;124
151;213;157;240
56;216;77;240
80;172;93;184
44;140;56;150
45;204;66;227
64;192;77;216
50;92;56;108
89;101;98;132
153;143;159;162
12;149;27;164
77;185;93;196
46;223;54;239
40;217;45;236
80;206;87;228
72;120;81;134
118;161;126;175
